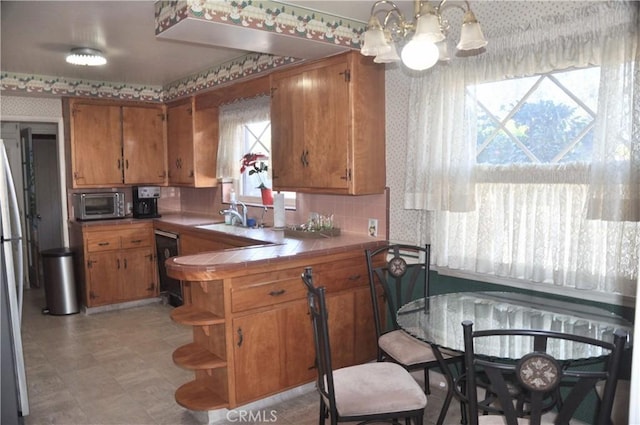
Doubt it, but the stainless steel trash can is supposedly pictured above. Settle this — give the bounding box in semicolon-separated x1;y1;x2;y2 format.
41;248;79;315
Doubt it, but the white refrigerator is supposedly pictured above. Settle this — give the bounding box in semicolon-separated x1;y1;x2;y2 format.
1;138;29;423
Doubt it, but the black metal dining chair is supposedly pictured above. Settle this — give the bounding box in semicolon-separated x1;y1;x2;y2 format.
301;267;427;425
459;320;628;425
365;244;463;401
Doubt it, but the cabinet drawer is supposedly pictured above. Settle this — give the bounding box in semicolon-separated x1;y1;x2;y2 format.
312;262;369;293
120;229;151;249
86;233;121;252
232;277;307;313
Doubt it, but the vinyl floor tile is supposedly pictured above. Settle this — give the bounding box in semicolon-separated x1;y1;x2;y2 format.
22;288;461;425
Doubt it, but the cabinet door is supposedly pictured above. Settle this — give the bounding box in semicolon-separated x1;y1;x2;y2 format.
122;106;166;184
326;291;356;369
303;60;350;190
167;102;194;185
180;233;227;256
121;247;157;301
280;300;316;387
271;59;350;192
353;286;379;364
70;103;123;187
86;251;121;306
271;70;306;188
233;310;282;404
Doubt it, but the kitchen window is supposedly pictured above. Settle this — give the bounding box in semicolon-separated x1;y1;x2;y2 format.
217;96;295;207
475;67;599;167
403;1;638;302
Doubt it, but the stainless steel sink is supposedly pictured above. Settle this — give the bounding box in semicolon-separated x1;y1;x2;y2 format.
195;223;227;231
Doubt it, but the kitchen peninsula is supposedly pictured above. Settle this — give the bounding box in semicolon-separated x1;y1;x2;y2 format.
162;219;386;411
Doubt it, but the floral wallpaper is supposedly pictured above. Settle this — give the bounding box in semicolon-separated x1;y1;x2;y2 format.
384;66;423;245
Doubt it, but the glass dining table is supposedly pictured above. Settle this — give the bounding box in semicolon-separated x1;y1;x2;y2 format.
396;291;633;424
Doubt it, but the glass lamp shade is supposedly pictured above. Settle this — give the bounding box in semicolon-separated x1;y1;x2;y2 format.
414;13;445;43
65;48;107;66
374;41;400;63
361;16;392;57
401;36;439;71
437;41;450;62
457;12;488;50
362;27;392;56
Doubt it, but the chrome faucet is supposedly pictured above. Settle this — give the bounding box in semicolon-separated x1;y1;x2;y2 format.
220;201;248;227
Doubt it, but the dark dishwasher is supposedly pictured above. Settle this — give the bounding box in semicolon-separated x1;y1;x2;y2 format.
154;230;183;307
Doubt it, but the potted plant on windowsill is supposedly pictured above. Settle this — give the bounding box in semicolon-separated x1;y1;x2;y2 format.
240;152;273;205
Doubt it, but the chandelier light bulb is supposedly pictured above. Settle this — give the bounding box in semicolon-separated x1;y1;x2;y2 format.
401;37;440;71
360;0;487;70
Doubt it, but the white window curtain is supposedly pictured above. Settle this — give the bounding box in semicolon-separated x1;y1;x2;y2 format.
216;95;270;183
404;2;639;297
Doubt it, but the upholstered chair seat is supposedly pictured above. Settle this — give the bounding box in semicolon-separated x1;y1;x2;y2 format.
330;362;427;417
302;266;427;425
379;329;456;366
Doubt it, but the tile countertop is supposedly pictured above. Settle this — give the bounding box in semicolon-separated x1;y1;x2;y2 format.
155;214;387;281
68;212;222;228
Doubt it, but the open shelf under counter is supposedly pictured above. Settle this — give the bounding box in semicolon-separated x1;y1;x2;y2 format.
175;378;229;411
173;343;227;370
170;305;225;326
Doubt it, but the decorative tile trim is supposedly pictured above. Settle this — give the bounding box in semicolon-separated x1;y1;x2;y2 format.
163;53;299;100
0;72;164;102
0;53;297;102
155;1;191;33
155;0;366;49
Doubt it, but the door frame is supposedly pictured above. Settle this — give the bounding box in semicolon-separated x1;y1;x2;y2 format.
1;116;68;248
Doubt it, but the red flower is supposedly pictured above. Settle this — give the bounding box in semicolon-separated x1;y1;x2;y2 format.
240;153;269;189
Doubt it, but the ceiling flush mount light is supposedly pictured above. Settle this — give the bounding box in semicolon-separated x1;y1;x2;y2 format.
361;0;487;71
65;48;107;66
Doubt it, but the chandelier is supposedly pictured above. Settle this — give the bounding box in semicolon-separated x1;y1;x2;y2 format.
360;0;487;71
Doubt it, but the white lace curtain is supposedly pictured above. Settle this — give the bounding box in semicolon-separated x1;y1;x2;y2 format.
404;2;639;297
216;95;270;182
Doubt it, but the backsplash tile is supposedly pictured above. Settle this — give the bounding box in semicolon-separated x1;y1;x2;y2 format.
164;187;388;238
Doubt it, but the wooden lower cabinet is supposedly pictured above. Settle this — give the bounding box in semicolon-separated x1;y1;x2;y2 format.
179;231;258;256
169;248;381;410
70;222;158;307
233;309;283;404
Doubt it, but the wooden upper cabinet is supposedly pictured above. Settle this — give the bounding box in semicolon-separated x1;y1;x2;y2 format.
270;51;386;195
63;98;167;188
122;105;166;185
166;100;194;185
66;101;123;187
166;96;218;187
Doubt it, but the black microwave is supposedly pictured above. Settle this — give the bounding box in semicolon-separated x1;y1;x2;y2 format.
72;192;126;221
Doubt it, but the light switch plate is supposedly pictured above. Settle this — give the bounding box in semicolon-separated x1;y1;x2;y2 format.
368;218;378;237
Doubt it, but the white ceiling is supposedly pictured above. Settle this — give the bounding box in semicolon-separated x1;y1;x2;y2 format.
0;1;584;88
0;0;412;87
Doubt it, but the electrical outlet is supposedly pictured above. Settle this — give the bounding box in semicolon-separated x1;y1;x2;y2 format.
368;218;378;237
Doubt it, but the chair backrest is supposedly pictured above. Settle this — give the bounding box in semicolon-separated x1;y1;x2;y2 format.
301;267;337;415
365;244;430;336
461;320;628;425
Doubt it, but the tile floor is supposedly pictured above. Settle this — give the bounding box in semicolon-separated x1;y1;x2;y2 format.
21;288;461;425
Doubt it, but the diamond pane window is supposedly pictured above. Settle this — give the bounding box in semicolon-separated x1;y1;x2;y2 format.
474;67;599;165
241;121;272;199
